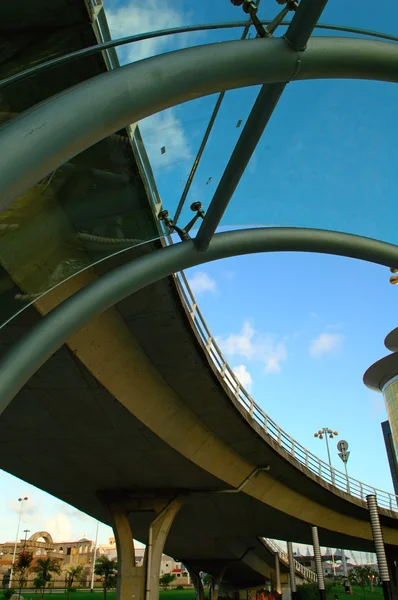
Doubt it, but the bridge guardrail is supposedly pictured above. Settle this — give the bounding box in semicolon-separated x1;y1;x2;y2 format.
173;270;398;513
263;538;317;583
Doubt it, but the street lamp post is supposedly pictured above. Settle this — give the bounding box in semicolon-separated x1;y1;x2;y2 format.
337;439;351;494
18;530;30;598
90;521;100;592
9;497;28;589
314;428;338;484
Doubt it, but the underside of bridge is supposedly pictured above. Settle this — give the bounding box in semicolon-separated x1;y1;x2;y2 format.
1;0;398;598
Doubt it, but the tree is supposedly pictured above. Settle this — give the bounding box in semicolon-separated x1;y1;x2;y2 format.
32;558;61;597
159;573;176;591
94;556;117;600
202;573;212;588
15;550;33;590
348;566;378;594
66;565;84;588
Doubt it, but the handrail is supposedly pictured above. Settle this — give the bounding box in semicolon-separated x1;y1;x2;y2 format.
263;538;318;583
173;271;398;513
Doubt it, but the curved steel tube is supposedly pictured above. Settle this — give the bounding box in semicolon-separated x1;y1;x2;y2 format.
0;37;397;213
0;226;398;417
1;21;397;90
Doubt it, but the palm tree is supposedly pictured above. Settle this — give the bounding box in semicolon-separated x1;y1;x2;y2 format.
94;556;117;600
32;557;61;597
66;565;84;588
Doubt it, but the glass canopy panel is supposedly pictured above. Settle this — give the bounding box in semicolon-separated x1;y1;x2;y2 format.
216;78;398;244
1;0;397;327
0;133;165;328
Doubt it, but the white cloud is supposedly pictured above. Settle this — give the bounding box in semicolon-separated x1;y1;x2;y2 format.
139;109;192;170
218;320;287;375
44;513;72;542
106;0;185;64
106;1;192;171
233;365;253;390
309;332;343;357
188;271;217;295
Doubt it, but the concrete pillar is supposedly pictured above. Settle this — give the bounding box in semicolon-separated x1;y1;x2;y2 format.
102;494;183;600
146;498;183;600
105;499;144;600
367;495;392;600
340;549;347;578
185;567;205;600
211;566;227;600
274;552;282;595
287;542;297;600
311;527;325;600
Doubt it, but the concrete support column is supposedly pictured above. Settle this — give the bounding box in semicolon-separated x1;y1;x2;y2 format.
211;566;227;600
311;527;325;600
102;494;183;600
185;567;205;600
146;497;183;600
367;495;392;600
105;499;143;600
274;552;282;595
341;549;351;594
341;549;347;578
287;542;297;600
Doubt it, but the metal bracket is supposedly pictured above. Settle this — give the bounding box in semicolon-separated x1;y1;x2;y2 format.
159;202;205;241
230;0;298;39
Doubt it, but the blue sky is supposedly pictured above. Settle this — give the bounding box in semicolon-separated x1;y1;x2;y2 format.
1;0;397;555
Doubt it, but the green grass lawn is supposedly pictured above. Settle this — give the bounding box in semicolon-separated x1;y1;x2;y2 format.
7;588;197;600
327;584;383;600
4;584;385;600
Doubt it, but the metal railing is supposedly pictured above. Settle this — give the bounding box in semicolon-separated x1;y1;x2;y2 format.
173;271;398;513
263;538;317;583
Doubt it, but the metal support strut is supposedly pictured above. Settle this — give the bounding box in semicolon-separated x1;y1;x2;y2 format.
194;0;329;251
287;541;297;600
367;495;392;600
311;526;326;600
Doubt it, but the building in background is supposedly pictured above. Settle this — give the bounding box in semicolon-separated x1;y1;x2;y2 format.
0;531;94;587
0;532;190;589
97;537;117;560
364;328;398;472
381;420;398;495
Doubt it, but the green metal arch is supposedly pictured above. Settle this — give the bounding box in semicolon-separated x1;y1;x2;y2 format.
0;226;397;416
0;36;397;213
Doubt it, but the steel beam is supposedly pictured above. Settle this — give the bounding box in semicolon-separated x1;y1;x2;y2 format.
194;82;285;249
285;0;328;51
194;0;326;250
0;227;398;417
0;37;397;214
